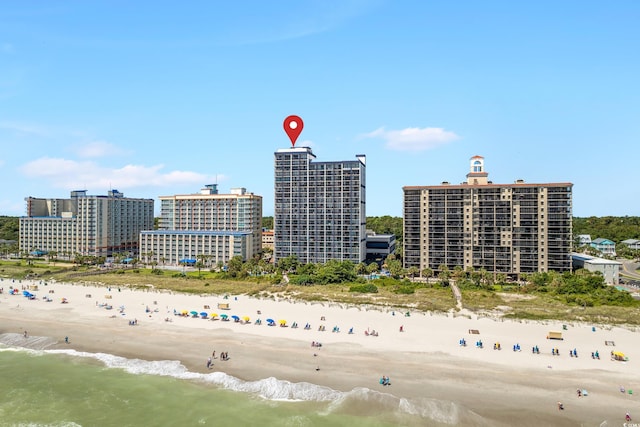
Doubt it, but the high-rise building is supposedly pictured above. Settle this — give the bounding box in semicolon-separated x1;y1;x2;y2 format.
403;156;573;277
19;190;154;258
139;184;262;266
274;146;366;264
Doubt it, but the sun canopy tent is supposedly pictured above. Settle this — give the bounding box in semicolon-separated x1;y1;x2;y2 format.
179;259;197;265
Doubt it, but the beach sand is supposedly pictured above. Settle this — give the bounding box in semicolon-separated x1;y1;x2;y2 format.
1;278;638;426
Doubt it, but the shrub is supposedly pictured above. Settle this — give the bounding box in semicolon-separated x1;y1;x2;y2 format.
349;283;378;293
393;285;415;295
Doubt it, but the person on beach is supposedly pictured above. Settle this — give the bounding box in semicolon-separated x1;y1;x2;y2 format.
206;357;212;369
212;350;216;359
626;412;632;422
23;330;28;338
558;402;564;410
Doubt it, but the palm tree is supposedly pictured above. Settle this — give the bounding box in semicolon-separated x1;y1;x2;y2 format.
438;265;450;286
407;266;419;279
48;250;58;266
195;260;205;276
366;262;379;279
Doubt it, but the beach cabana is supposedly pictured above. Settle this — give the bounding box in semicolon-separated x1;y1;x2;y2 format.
547;331;564;340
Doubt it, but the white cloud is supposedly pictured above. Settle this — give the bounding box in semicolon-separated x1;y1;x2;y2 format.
75;140;128;158
361;126;460;151
20;157;215;190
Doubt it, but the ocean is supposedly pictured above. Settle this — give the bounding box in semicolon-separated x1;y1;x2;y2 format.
0;334;458;427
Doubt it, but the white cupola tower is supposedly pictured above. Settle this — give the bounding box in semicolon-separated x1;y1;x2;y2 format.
466;155;489;185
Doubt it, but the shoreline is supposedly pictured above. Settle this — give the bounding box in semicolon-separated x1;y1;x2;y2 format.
1;279;638;426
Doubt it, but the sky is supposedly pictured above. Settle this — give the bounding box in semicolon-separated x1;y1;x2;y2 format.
1;1;639;218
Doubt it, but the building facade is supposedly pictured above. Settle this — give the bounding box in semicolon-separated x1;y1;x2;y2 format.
571;253;621;284
365;232;396;263
262;229;274;250
20;190;154;257
274;146;366;264
403;156;573;276
140;185;262;266
590;238;616;257
621;239;640;250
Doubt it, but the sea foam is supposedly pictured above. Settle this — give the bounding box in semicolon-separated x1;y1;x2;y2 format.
1;340;473;425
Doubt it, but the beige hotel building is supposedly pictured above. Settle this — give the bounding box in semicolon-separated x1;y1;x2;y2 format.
139;185;262;266
403;156;573;277
20;189;154;257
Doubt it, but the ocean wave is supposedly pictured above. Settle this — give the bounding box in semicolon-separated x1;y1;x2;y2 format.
326;387;465;425
45;348;341;403
2;342;475;425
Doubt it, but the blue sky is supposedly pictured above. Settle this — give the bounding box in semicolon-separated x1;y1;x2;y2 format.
1;1;638;218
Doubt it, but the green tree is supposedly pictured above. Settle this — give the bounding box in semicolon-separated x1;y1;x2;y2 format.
407;266;419;278
386;258;403;278
262;216;274;229
421;267;433;281
277;255;300;273
227;256;244;276
366;262;379;276
195;261;205;276
438;265;450;286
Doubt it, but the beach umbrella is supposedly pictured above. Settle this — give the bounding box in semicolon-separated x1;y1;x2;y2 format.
181;310;188;315
200;312;208;318
231;315;240;321
220;314;228;319
266;318;275;324
210;313;218;319
279;319;287;326
190;310;198;316
242;316;250;322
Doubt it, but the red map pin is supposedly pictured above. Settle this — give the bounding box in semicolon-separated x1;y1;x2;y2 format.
283;115;303;146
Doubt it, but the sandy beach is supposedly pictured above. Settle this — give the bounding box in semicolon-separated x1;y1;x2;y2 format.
1;278;638;426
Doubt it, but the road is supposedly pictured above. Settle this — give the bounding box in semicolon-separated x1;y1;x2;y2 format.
619;259;640;280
